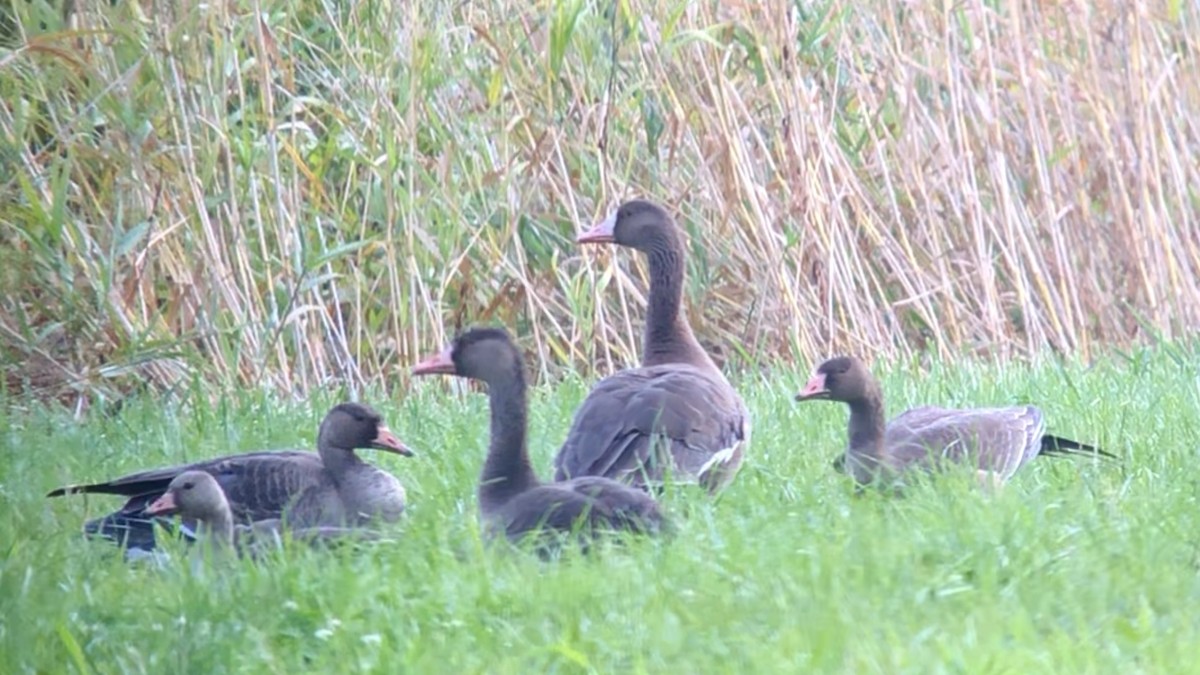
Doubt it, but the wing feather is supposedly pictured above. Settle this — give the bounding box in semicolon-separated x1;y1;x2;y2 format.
553;364;750;491
884;405;1045;479
498;478;665;547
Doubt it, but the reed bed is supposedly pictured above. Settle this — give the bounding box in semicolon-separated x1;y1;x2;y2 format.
1;0;1196;404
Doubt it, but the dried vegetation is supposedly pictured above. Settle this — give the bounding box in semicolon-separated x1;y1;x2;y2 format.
1;0;1197;406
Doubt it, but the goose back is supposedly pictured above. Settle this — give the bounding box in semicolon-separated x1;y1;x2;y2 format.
553;363;750;492
883;405;1046;479
62;451;331;550
496;477;665;545
46;450;325;516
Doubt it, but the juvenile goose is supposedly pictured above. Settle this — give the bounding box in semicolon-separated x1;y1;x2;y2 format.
48;402;412;550
144;471;379;556
796;356;1115;487
412;328;665;550
555;200;751;494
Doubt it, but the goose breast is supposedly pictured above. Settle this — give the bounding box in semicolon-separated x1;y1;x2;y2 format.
337;467;407;523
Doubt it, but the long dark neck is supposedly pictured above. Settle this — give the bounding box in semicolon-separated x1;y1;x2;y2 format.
846;389;887;462
479;365;540;511
643;243;715;369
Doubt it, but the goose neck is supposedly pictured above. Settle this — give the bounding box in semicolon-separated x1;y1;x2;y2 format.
479;366;540;511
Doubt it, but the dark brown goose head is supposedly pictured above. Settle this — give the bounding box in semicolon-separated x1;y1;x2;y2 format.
795;356;876;404
577;199;682;252
410;327;522;385
319;403;413;457
412;328;539;512
145;470;228;520
795;356;887;477
577;200;714;369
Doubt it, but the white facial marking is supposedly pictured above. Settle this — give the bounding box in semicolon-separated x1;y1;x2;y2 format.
600;209;618;232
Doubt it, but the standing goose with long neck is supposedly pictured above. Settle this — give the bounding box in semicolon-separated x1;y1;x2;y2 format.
412;328;665;548
553;200;751;494
48;402;413;551
795;356;1116;487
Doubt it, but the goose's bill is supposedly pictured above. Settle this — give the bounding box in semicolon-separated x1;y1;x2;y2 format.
372;426;415;457
577;210;617;244
145;492;178;516
794;373;830;401
412;346;455;376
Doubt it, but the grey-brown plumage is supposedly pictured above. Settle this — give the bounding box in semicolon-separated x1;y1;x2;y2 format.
412;328;665;552
144;471;380;557
47;402;413;550
555;200;752;494
796;356;1115;486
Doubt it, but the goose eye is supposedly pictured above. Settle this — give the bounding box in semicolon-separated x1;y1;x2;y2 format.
182;482;194;490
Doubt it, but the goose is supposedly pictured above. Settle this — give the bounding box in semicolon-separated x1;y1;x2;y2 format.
555;200;751;494
795;356;1115;487
144;470;381;557
48;402;412;550
412;328;666;551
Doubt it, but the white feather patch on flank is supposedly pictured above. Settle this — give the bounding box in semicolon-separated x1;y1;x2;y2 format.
975;469;1005;492
697;439;747;494
699;445;738;476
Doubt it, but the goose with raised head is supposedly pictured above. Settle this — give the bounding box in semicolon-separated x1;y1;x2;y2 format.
48;402;413;550
795;356;1115;487
554;200;751;494
144;471;381;557
412;328;665;550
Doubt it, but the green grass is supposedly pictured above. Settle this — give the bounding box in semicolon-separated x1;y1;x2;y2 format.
4;346;1200;673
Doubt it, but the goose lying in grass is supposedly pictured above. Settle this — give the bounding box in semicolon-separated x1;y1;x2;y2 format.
144;471;380;557
49;402;412;551
796;356;1115;488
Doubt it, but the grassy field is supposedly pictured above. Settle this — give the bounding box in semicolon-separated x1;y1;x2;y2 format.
4;346;1200;673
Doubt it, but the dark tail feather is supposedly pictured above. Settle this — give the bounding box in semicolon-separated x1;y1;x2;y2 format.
831;453;848;474
48;479;170;499
47;482;133;498
83;513;161;550
1040;435;1118;461
47;485;91;498
82;512;198;552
